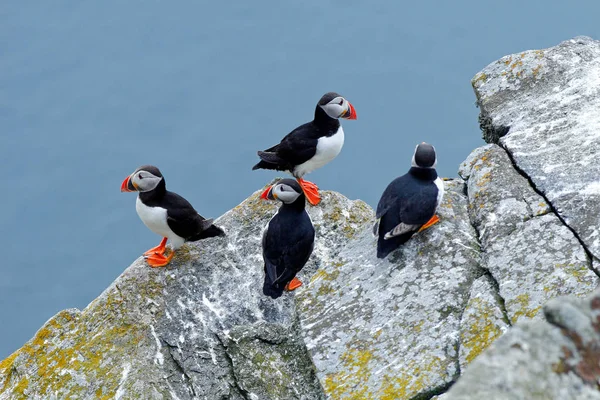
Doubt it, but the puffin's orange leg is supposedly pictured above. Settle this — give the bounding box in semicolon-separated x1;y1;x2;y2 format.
284;277;303;292
145;250;175;268
143;237;168;256
418;215;440;232
297;178;321;206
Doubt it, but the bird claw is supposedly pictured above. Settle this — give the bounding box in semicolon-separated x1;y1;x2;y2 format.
144;251;174;268
418;215;440;233
284;277;303;291
297;179;321;205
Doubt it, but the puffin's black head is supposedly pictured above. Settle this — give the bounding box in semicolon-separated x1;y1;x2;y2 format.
411;142;437;169
260;179;304;204
121;165;164;193
317;92;357;120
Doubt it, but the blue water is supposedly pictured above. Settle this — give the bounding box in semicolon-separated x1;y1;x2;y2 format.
1;1;599;359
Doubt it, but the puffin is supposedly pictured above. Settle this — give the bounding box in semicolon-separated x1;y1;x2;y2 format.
120;165;225;267
252;92;357;206
260;179;315;299
373;143;444;259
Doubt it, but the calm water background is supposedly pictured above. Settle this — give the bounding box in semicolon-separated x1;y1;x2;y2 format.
1;1;599;358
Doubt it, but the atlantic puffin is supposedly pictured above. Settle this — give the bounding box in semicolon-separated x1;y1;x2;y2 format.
260;179;315;299
373;143;444;259
120;165;225;267
252;92;357;206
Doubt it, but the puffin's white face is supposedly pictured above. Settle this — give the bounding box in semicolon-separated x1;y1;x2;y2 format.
319;96;357;120
129;169;163;192
271;182;302;204
271;183;300;204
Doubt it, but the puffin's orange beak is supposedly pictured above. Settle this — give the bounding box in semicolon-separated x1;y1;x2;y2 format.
260;186;276;200
121;176;135;192
342;102;357;120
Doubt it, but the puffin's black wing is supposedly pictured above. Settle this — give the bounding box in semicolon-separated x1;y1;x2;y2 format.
376;175;407;219
376;175;438;224
253;122;319;171
375;176;439;258
164;192;223;240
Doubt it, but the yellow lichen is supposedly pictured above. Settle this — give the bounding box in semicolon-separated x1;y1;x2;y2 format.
460;298;504;365
0;352;18;373
472;73;487;86
0;274;164;397
324;345;375;400
510;293;541;323
555;263;592;285
375;357;445;399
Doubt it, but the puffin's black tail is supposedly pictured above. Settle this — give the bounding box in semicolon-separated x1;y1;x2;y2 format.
263;265;285;299
252;159;279;171
376;232;415;259
192;224;225;241
252;150;285;171
262;281;285;299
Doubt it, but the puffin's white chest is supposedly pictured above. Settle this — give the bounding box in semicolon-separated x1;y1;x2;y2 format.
294;127;345;177
136;197;174;238
434;177;445;208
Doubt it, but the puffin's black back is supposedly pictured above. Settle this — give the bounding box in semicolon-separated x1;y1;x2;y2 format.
252;95;340;173
262;191;315;299
376;168;439;259
139;179;225;242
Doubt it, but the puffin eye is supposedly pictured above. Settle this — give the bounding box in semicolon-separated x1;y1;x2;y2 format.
338;99;344;105
138;173;143;180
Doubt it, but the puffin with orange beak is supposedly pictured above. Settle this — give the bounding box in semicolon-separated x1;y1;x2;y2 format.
252;92;357;205
260;179;315;299
121;165;225;267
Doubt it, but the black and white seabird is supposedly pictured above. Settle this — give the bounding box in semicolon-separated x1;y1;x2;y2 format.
373;143;444;259
120;165;225;267
260;179;315;299
252;92;357;205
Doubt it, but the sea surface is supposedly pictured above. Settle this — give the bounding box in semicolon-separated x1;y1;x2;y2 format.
1;0;599;359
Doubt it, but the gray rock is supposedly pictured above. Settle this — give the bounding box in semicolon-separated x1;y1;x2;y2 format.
459;144;598;324
0;188;372;400
446;289;600;400
297;180;483;399
472;36;600;260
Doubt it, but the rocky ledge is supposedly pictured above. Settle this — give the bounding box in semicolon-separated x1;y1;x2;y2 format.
3;36;600;399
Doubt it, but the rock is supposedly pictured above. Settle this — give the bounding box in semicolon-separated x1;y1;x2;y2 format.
0;189;372;400
445;288;600;400
298;179;482;399
459;144;598;325
472;36;600;260
445;36;600;399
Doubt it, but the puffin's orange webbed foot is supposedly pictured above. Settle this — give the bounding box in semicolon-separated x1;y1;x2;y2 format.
297;178;321;206
143;237;168;256
145;250;175;268
284;277;303;292
418;215;440;233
